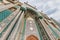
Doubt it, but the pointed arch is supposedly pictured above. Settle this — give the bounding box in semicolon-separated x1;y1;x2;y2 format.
26;35;39;40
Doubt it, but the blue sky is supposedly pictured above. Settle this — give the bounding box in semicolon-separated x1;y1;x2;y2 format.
19;0;60;22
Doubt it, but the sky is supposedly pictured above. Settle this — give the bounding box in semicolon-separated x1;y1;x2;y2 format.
19;0;60;22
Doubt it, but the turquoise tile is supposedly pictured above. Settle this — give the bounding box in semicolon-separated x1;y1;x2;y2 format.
0;9;12;22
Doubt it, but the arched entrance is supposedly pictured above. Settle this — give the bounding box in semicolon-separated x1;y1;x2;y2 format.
26;35;39;40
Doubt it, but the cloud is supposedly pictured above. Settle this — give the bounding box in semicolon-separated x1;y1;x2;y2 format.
49;10;60;21
45;8;58;15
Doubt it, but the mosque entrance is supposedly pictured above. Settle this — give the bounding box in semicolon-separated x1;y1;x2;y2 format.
26;35;39;40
